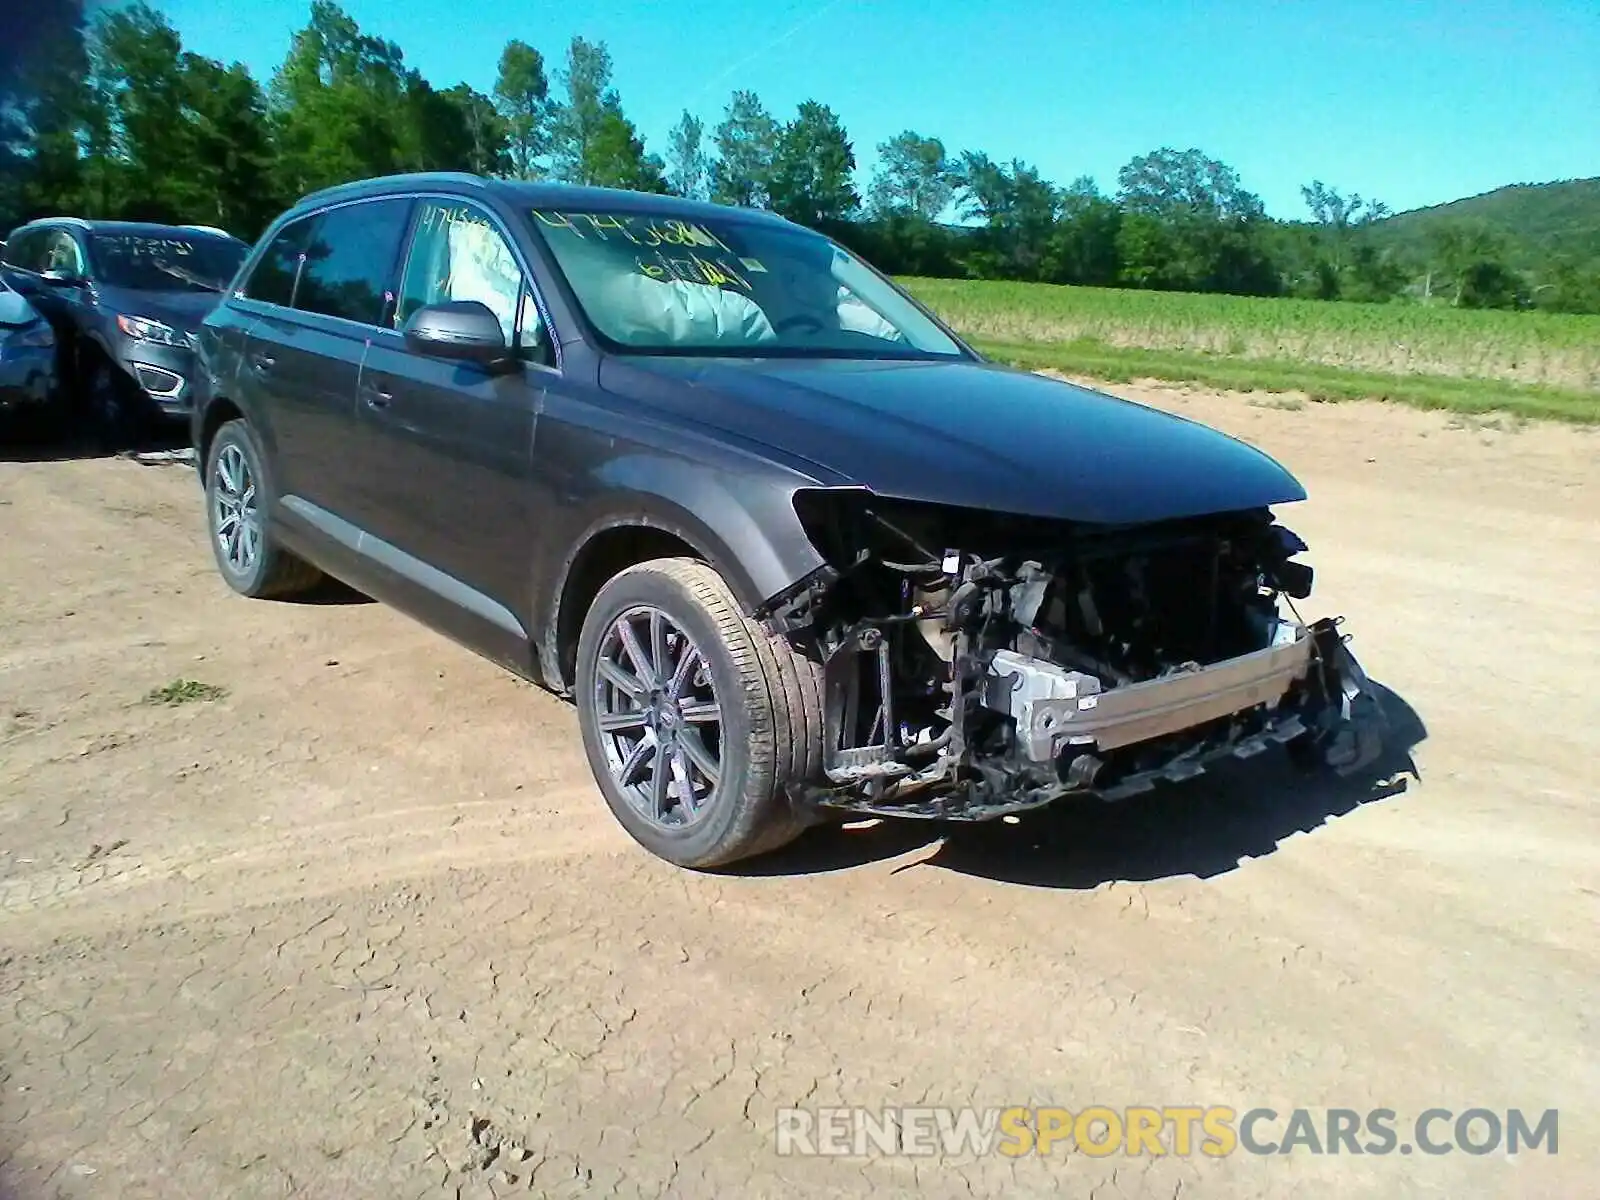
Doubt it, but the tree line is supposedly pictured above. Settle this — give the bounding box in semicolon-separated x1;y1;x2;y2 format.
3;0;1595;314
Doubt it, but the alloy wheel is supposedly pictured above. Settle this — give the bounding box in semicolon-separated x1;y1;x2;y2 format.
590;605;724;829
211;442;261;575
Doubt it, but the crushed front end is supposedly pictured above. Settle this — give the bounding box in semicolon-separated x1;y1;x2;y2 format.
760;491;1388;821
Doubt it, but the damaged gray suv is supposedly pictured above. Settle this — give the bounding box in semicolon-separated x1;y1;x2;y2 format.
192;173;1385;869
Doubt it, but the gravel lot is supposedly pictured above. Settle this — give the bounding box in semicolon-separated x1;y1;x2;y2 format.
2;386;1596;1199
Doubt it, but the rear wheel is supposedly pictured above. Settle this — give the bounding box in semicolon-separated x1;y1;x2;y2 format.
574;557;824;869
204;418;322;599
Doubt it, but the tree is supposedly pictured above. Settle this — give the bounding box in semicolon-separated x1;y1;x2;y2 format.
1115;211;1178;288
401;74;495;177
1427;222;1509;306
585;106;666;193
1043;176;1121;286
710;90;777;208
1299;180;1392;294
1540;260;1600;314
868;131;954;221
548;37;615;184
766;101;859;229
177;53;280;235
1458;260;1525;309
1;0;95;222
268;1;416;195
665;111;709;200
90;3;188;216
1338;240;1406;303
1117;147;1264;221
1115;147;1276;294
492;39;547;179
955;152;1058;279
440;83;509;177
81;4;279;233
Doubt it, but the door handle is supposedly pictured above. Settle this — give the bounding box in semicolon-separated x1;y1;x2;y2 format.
361;384;393;410
248;352;276;376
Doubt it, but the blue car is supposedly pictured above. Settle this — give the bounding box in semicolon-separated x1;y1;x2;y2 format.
0;277;59;426
1;219;248;445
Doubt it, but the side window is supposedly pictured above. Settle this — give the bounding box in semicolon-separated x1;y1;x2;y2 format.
397;200;546;359
1;230;38;269
293;198;412;326
43;231;85;276
243;216;315;307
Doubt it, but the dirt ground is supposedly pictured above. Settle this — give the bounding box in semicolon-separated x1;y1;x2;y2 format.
2;385;1597;1200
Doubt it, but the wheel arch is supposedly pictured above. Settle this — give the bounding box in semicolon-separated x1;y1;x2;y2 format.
540;477;826;693
196;395;245;480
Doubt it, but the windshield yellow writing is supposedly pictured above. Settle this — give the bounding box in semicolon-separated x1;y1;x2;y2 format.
533;210;735;255
636;250;751;291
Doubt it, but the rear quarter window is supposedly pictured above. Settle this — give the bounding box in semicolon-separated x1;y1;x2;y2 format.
243;217;314;307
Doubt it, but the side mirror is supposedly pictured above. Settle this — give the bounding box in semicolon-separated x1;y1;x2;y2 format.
402;300;514;370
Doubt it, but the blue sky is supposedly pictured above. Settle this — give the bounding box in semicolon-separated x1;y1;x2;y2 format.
156;0;1599;219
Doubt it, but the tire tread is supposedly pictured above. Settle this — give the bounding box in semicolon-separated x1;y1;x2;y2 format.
577;557;824;868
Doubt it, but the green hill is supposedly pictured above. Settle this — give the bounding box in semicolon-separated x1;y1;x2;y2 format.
1365;178;1600;275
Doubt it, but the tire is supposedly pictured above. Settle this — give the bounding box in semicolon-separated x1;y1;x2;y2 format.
574;557;824;869
84;355;146;452
204;418;322;599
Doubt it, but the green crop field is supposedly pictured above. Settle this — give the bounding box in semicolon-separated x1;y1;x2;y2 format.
901;277;1600;423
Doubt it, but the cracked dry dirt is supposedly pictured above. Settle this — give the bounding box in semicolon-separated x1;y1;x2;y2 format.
2;385;1597;1199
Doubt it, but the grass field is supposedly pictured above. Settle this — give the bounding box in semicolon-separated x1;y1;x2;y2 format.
901;277;1600;422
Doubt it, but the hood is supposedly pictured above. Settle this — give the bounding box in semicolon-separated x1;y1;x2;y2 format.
97;286;221;334
599;356;1306;526
0;288;41;328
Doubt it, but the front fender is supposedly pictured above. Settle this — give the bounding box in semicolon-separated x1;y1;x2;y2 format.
534;453;828;690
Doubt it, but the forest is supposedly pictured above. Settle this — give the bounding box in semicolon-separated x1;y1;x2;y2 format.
3;0;1597;315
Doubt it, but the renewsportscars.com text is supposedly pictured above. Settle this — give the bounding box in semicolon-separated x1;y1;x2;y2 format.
775;1106;1559;1158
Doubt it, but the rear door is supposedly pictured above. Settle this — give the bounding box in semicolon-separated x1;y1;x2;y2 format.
235;197;413;545
344;196;554;664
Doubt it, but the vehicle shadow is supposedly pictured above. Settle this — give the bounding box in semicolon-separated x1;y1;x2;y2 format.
0;417;190;464
750;681;1426;889
289;577;375;606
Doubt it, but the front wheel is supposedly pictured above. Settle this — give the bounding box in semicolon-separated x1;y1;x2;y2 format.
574;557;824;869
84;356;145;451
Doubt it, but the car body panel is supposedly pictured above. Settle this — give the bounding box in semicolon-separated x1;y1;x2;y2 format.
235;305;370;522
348;325;544;669
522;358;835;686
0;285;59;412
597;355;1306;526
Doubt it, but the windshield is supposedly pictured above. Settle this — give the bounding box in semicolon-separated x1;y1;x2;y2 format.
89;232;248;293
528;209;965;359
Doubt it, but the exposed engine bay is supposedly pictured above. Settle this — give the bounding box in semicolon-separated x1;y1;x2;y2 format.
758;491;1388;820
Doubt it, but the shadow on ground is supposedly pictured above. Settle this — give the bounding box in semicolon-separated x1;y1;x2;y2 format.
287;577;375;606
751;681;1427;890
0;413;189;464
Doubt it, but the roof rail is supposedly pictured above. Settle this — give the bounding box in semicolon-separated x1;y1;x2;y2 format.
179;224;233;237
19;216;93;229
296;172;489;209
